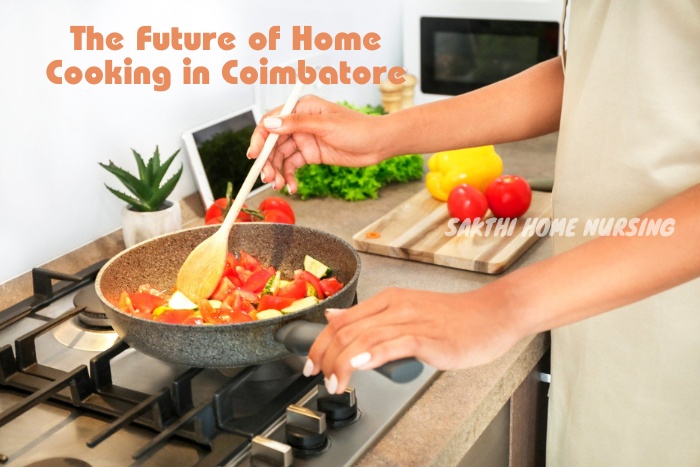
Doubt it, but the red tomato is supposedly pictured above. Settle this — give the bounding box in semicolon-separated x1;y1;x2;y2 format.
241;268;275;294
205;198;252;225
320;277;344;297
447;184;489;223
223;289;256;314
259;197;295;223
199;300;252;324
262;209;294;224
128;292;166;314
277;279;308;300
238;250;262;272
182;314;204;325
210;276;235;301
258;295;295;312
216;302;253;324
154;309;196;324
484;175;532;218
300;271;325;299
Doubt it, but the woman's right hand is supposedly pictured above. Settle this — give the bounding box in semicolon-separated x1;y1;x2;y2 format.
247;95;390;192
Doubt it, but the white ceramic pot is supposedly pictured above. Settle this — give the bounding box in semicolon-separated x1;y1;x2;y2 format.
121;200;182;248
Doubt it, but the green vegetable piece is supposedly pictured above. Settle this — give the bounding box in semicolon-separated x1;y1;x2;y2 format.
281;296;320;314
303;255;332;279
261;271;282;296
256;309;284;320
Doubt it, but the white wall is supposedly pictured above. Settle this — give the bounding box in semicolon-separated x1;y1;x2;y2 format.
0;0;402;284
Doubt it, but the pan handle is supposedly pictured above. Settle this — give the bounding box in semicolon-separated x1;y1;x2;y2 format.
275;321;423;384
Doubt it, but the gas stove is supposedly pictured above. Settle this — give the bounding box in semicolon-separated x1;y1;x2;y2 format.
0;262;438;466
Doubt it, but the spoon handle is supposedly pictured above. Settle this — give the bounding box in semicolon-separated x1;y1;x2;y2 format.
221;82;305;232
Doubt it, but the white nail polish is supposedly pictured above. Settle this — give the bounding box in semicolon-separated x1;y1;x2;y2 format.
325;374;338;394
260;172;267;183
325;308;344;317
264;117;282;129
246;146;251;158
302;358;315;377
350;352;372;369
285;184;292;193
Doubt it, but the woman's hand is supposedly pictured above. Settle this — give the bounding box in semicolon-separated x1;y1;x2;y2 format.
303;287;523;394
248;95;390;192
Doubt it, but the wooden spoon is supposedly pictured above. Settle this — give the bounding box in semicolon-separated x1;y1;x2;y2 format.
176;82;305;301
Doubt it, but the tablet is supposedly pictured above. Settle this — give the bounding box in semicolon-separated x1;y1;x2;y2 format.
182;104;269;209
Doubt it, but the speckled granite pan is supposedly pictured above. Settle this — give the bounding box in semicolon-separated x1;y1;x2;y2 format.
95;223;360;368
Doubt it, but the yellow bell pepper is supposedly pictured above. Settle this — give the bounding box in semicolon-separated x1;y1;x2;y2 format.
425;146;503;201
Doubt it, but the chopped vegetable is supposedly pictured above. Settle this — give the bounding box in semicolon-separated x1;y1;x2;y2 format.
281;296;319;314
116;250;345;325
291;102;424;201
303;255;332;279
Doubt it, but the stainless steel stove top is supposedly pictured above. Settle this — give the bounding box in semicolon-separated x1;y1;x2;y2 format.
0;265;438;466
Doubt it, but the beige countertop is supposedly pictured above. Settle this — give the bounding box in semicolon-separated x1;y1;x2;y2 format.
0;133;557;466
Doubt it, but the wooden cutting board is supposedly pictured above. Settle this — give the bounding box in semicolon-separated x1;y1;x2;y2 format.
352;189;552;274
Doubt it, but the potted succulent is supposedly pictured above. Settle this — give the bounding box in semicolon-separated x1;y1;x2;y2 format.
99;146;183;247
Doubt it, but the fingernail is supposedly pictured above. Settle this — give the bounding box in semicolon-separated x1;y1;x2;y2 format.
264;117;282;129
324;374;338;394
246;146;251;158
302;358;315;377
325;308;344;317
260;172;267;183
285;184;292;193
350;352;372;369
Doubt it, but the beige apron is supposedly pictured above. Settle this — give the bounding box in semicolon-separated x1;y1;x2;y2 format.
547;1;700;465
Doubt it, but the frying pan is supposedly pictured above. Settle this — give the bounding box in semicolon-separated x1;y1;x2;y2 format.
95;222;422;383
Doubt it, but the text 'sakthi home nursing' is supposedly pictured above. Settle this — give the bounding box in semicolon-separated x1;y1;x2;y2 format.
445;217;676;238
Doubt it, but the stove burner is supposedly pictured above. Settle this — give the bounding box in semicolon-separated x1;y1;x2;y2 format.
52;317;120;352
73;285;111;328
25;459;91;467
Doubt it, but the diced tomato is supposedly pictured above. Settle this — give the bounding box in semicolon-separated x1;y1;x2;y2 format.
154;309;196;324
182;314;204;325
239;250;262;272
216;302;253;324
199;299;218;324
211;276;235;302
129;292;165;314
320;277;344;297
237;288;260;304
222;253;242;287
277;279;308;300
300;271;325;299
241;268;275;294
258;295;294;312
236;266;253;284
223;289;256;313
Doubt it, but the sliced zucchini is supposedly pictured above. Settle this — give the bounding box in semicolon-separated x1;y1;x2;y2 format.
261;271;282;296
169;291;198;310
306;282;318;298
303;255;332;279
256;309;284;320
281;296;319;314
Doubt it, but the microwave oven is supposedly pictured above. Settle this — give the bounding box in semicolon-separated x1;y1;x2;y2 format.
403;0;563;105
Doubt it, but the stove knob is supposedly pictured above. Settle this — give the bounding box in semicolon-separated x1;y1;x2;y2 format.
317;385;358;423
251;435;293;467
285;404;328;451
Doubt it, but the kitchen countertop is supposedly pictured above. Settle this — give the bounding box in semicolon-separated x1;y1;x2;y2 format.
0;133;557;466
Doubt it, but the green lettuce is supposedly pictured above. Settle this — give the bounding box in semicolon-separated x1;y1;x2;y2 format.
293;103;424;201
